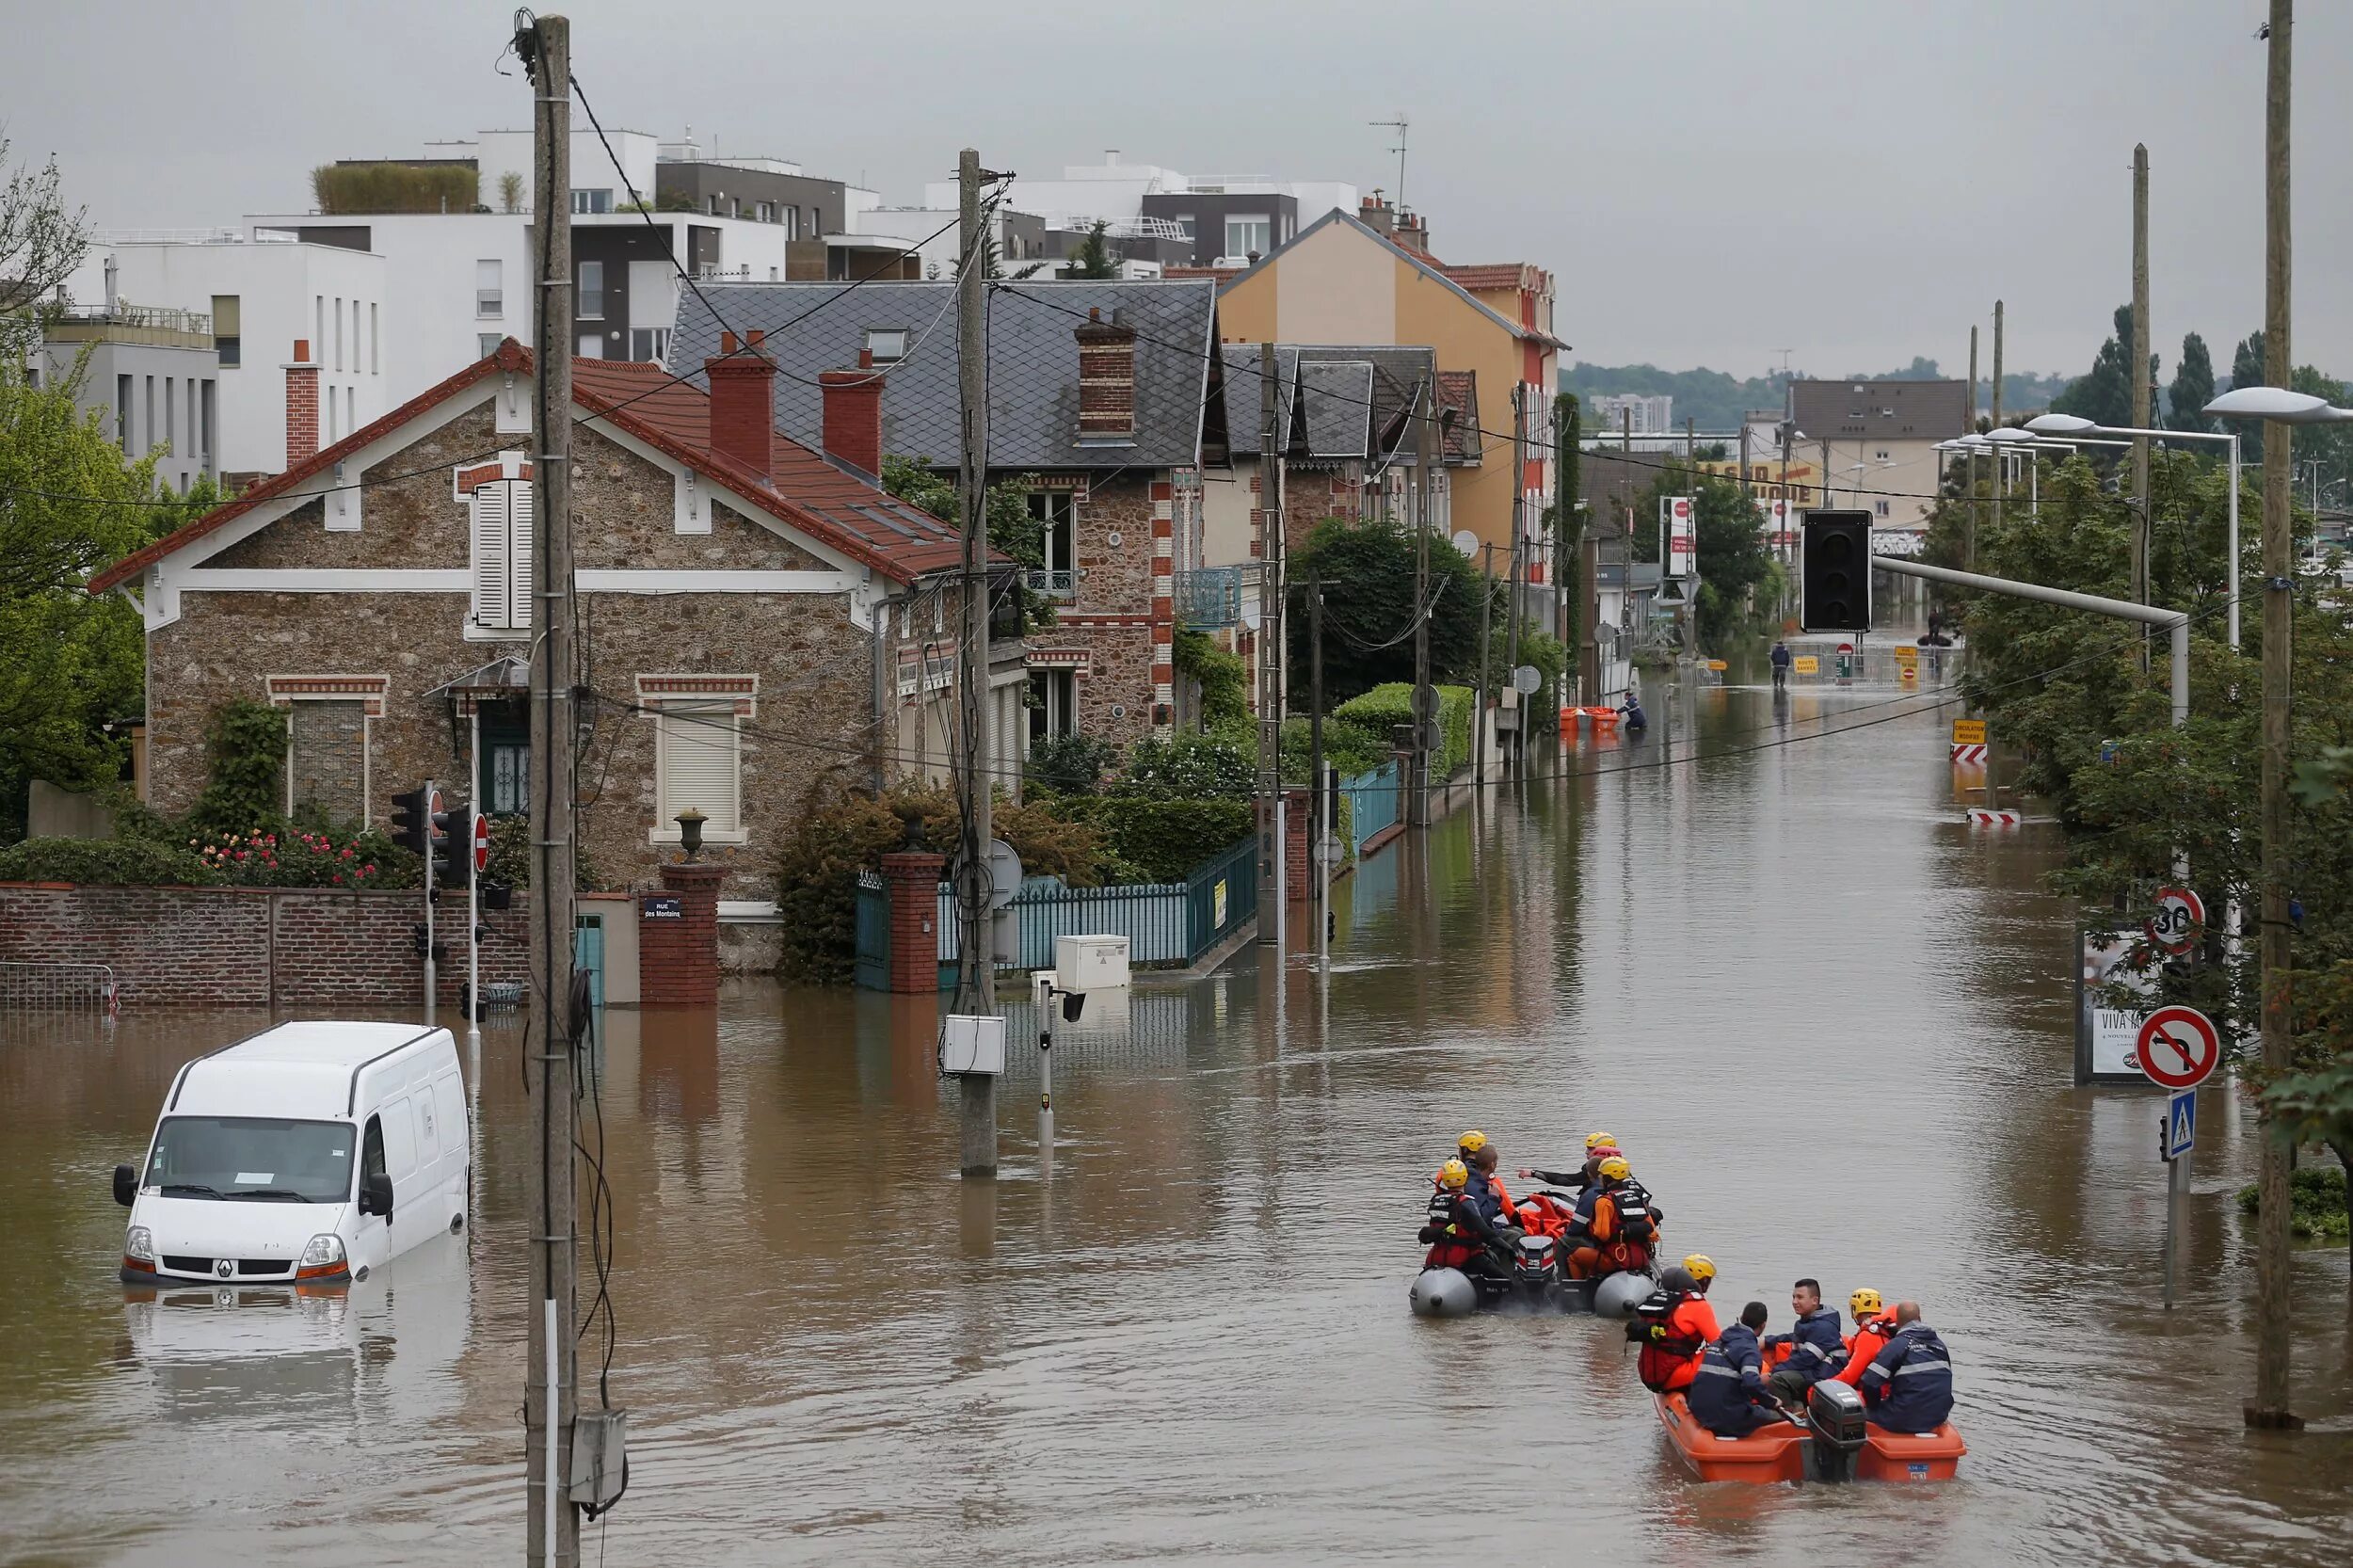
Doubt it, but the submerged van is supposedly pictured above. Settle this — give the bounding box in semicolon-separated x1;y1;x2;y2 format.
115;1021;471;1288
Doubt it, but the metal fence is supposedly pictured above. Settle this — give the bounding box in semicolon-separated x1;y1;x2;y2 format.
1339;761;1402;855
854;872;889;990
1181;838;1257;959
0;961;119;1014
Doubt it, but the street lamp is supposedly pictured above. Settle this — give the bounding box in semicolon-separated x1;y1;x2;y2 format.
2031;410;2249;645
2201;390;2353;642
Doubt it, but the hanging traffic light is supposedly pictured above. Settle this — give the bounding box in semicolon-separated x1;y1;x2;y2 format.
1801;510;1873;632
432;797;471;888
391;785;430;857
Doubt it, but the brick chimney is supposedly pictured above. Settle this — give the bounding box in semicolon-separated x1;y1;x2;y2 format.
1074;307;1137;441
704;328;775;480
284;338;318;466
1393;207;1430;254
1359;190;1395;236
818;349;883;476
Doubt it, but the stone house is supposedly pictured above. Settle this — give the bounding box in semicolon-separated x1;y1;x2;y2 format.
668;279;1228;751
88;334;1025;908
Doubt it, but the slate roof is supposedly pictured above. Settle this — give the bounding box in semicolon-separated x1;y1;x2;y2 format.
1787;379;1970;441
669;279;1221;472
91;340;964;593
1215;344;1476;469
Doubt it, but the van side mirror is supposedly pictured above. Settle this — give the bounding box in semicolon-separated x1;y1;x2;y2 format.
113;1164;136;1208
359;1172;394;1218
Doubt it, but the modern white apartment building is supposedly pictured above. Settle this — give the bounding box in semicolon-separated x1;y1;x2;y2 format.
920;152;1357;268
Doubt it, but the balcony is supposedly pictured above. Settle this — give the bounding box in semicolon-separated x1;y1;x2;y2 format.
1026;568;1078;598
1173;566;1243;628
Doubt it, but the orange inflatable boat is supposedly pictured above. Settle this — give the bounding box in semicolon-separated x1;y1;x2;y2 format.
1656;1380;1966;1484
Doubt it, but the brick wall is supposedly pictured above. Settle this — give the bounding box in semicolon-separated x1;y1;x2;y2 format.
638;862;723;1005
0;882;532;1009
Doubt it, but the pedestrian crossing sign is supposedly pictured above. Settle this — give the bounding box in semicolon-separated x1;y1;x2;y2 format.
2165;1089;2196;1160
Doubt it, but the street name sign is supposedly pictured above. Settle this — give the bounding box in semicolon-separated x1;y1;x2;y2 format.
2147;887;2204;955
2136;1005;2220;1090
2165;1089;2197;1160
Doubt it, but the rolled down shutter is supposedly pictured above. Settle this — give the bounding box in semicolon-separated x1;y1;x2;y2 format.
505;480;535;631
661;701;739;835
472;482;510;629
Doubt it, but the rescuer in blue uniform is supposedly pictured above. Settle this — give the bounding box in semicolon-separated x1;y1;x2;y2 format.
1688;1300;1782;1439
1858;1301;1955;1433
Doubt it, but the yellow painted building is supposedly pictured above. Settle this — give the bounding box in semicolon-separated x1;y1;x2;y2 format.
1210;207;1561;570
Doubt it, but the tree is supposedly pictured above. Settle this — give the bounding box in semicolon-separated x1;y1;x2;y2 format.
1289;515;1491;705
2167;332;2217;431
1067;220;1120;280
499;171;525;215
2;362;171;840
0;137;90;361
2050;305;2139;429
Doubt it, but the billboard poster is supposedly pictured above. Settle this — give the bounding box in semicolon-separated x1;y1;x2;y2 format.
1662;495;1696;578
2076;927;2157;1083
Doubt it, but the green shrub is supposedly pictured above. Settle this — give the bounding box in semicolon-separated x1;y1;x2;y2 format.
312;162;479;215
188;698;287;835
1094;795;1255;883
1027;732;1115;795
2236;1165;2349;1241
1333;682;1474;778
1112;730;1255;801
1174;626;1248;728
1277;715;1391;782
187;824;419;888
0;836;214;886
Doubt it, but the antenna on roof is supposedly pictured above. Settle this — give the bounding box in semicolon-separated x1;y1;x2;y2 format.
1369;112;1409;209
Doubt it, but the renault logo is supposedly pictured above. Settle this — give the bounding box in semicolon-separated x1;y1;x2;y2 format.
215;1258;234;1279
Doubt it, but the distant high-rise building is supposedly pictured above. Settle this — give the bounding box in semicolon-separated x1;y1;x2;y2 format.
1591;392;1673;435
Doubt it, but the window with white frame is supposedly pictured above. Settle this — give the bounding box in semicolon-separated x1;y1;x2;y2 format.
570;188;612;215
639;679;755;842
479;332;503;358
864;328;906;363
469;478;535;632
1225;215;1271;259
476;260;503;317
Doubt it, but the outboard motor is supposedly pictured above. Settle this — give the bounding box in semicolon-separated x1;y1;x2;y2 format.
1511;1233;1561;1304
1410;1267;1479;1320
1593;1270;1656;1320
1803;1379;1868;1483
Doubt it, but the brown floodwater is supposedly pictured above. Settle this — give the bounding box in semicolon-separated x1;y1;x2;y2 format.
3;664;2348;1566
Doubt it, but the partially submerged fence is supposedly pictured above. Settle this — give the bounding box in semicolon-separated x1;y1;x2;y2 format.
0;960;118;1014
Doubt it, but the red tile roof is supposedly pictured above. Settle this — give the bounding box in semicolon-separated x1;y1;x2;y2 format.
91;342;966;594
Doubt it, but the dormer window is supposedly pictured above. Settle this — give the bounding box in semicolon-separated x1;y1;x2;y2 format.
864;328;907;364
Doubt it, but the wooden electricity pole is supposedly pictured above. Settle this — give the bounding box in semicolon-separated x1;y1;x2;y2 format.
1408;376;1434;826
1967;323;1979;569
1991;299;2006;545
1257;342;1285;942
2249;0;2301;1432
522;13;580;1564
2131;143;2153;608
954;148;998;1174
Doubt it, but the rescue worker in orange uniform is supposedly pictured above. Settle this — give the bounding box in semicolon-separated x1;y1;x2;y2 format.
1632;1255;1721;1393
1419;1159;1509;1285
1833;1288;1900;1389
1564;1157;1660;1279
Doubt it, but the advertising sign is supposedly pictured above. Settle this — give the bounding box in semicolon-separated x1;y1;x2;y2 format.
1662;495;1696;578
2077;927;2156;1083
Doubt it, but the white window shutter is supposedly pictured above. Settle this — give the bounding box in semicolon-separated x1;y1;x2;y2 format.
472;482;510;629
505;480;536;631
661;702;739;835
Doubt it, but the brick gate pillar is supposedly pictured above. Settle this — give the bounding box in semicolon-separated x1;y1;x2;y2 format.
1285;788;1312;903
881;851;947;994
640;861;725;1006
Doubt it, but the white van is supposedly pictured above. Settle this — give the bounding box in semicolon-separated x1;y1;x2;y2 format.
114;1021;471;1288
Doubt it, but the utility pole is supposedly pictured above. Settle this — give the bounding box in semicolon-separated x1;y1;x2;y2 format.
1991;299;2006;545
1559;395;1584;704
1474;542;1494;786
1408;376;1434;827
953;147;998;1174
1968;325;1979;429
1257;342;1286;942
2249;0;2300;1432
1308;572;1327;965
1967;324;1981;569
1505;387;1528;771
521;14;580;1566
2131;143;2153;609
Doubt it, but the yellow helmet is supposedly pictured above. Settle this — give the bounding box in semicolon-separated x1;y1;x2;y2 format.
1597;1156;1631;1181
1682;1254;1718;1283
1457;1130;1489;1156
1437;1159;1470;1191
1849;1288;1883;1318
1585;1130;1616;1151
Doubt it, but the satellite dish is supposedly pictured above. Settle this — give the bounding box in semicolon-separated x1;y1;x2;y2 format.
1450;529;1479;558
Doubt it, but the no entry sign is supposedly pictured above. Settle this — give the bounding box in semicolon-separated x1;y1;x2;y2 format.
2136;1005;2221;1090
2147;887;2204;955
473;811;491;873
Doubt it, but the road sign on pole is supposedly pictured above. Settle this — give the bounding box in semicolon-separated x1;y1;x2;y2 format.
2147;887;2205;955
472;811;491;874
2136;1004;2221;1090
2165;1089;2197;1159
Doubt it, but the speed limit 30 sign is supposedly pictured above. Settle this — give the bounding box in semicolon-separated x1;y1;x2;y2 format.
2147;887;2205;955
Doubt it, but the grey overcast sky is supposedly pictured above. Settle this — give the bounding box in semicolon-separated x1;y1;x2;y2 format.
8;0;2345;381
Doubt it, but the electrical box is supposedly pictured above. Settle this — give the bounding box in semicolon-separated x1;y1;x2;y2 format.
939;1014;1007;1076
568;1407;628;1512
1055;935;1130;993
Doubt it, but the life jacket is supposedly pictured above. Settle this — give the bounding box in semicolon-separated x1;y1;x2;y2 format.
1486;1173;1524;1228
1611;1179;1658;1245
1628;1289;1716;1392
1422;1187;1485;1271
1833;1311;1899;1388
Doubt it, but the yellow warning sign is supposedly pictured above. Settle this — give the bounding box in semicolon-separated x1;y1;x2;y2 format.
1705;659;1728;672
1951;719;1987;744
1793;656;1819;674
1893;645;1920;664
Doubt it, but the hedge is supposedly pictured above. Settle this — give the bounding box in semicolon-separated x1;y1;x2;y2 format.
0;836;216;887
1333;682;1474;780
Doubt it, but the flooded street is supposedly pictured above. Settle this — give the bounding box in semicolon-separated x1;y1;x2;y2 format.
5;667;2349;1567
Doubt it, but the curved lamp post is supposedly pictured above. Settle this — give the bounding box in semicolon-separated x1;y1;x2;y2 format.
2033;410;2249;645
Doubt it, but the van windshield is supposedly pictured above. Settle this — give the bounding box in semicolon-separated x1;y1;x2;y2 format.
144;1117;355;1204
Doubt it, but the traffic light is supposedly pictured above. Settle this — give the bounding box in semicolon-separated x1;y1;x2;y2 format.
1801;510;1873;632
432;798;471;888
391;786;430;856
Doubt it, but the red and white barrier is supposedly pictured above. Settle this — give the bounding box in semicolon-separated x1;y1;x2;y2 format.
1950;744;1988;765
1966;808;2021;827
